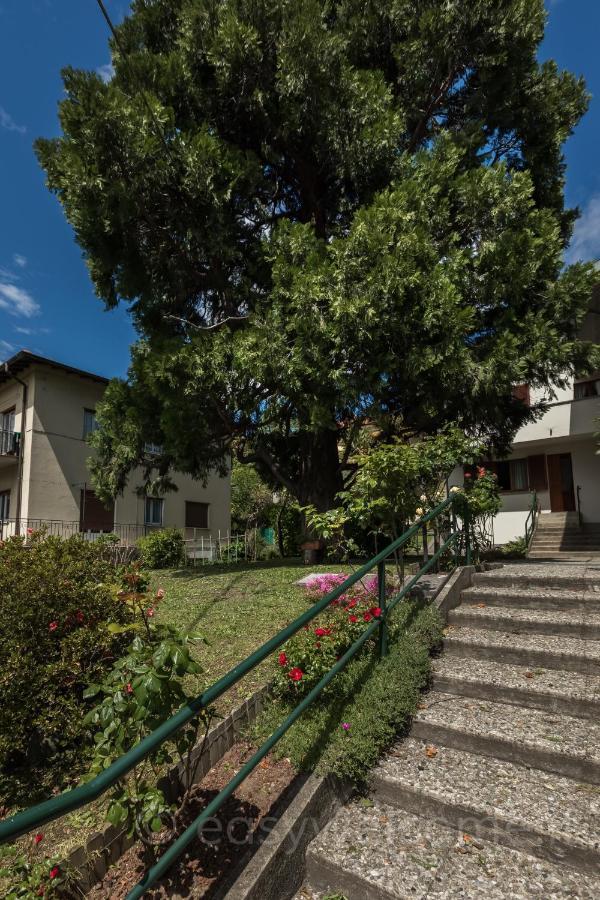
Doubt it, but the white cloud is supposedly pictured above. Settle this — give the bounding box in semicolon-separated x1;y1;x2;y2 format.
565;195;600;265
97;63;115;83
0;339;16;360
0;282;40;318
13;253;27;268
0;105;26;134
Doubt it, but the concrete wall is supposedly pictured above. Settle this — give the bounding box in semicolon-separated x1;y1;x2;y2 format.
1;364;230;536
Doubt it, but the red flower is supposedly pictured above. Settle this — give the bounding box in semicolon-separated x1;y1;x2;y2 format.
156;588;165;600
125;682;133;695
37;888;45;897
315;641;321;649
146;607;155;617
75;610;85;624
348;614;358;623
278;652;287;666
48;621;58;632
347;599;357;609
288;667;303;681
363;612;373;622
315;627;331;637
27;527;34;535
34;833;44;844
371;607;382;618
330;598;340;606
49;866;60;879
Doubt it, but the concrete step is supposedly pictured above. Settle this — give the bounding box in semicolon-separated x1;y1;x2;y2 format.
409;691;600;784
443;624;600;674
449;603;600;639
432;655;600;719
304;796;600;899
531;536;600;545
472;566;600;592
527;548;600;562
372;738;600;877
460;584;596;611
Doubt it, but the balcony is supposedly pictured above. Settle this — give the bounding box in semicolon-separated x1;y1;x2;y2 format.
0;430;20;466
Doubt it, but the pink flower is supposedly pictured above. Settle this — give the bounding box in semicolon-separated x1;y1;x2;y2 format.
288;667;303;681
34;833;44;844
315;627;331;637
146;608;155;618
341;722;351;731
125;682;133;695
278;652;287;666
464;472;472;479
49;866;59;879
156;588;165;600
49;621;58;632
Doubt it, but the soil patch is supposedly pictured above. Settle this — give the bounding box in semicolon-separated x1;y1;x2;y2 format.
87;741;298;899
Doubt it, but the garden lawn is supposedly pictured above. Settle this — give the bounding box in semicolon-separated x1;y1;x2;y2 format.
149;559;348;713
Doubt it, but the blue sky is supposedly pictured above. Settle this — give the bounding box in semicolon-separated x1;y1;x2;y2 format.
1;0;599;377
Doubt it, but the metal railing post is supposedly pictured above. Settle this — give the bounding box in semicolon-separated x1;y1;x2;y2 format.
451;507;459;568
422;522;428;567
464;506;472;566
377;559;388;659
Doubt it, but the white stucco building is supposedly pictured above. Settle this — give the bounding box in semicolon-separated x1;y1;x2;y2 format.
486;291;600;545
0;351;231;543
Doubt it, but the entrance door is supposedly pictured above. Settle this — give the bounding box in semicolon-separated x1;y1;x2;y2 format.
547;453;576;512
80;490;115;532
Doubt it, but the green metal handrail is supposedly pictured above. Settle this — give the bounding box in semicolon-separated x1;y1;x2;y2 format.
524;491;539;547
0;496;468;897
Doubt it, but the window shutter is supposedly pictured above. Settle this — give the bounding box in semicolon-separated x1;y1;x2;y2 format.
513;384;531;406
527;455;547;491
185;502;209;529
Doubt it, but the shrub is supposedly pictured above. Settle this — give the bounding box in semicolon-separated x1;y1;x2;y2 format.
0;533;134;804
137;527;185;568
254;582;443;784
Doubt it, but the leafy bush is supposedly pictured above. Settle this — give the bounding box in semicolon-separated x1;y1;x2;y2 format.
0;533;133;804
254;586;443;784
499;536;527;558
137;527;185;568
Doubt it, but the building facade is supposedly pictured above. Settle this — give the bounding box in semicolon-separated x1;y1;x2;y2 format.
0;351;230;543
488;292;600;545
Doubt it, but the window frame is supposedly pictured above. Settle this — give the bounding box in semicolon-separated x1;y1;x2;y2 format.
574;378;600;400
0;489;10;520
83;408;99;440
144;496;164;526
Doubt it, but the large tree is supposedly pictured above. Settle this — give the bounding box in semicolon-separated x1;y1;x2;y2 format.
37;0;597;514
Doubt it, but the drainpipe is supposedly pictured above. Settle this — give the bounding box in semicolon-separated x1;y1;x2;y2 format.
2;364;28;535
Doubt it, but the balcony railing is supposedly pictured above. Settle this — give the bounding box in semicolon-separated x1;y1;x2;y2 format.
0;429;20;458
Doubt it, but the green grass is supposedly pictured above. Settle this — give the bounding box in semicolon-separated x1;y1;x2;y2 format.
150;558;348;712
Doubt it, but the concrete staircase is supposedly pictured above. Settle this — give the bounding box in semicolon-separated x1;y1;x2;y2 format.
528;512;600;558
298;563;600;899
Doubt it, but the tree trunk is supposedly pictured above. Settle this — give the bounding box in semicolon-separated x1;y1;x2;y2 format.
297;429;344;564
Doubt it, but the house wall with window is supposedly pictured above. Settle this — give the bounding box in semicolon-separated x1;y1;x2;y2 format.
0;352;230;540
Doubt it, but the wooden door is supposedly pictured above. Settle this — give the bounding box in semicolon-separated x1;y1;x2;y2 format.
547;453;575;512
80;490;115;532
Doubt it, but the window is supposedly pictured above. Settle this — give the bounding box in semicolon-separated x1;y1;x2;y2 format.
512;384;531;406
144;442;164;457
0;490;9;520
83;408;99;439
1;408;16;456
185;501;209;529
494;459;529;492
574;379;600;400
144;497;164;526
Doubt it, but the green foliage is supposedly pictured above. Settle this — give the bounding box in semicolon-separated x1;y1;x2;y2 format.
137;527;185;568
254;600;443;784
0;533;133;804
83;624;208;838
340;429;482;538
0;840;70;899
230;459;274;531
36;0;598;514
498;536;528;559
